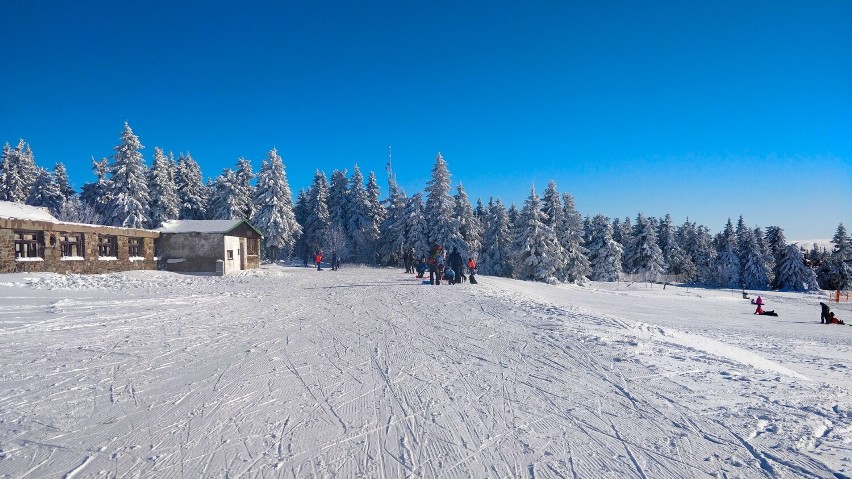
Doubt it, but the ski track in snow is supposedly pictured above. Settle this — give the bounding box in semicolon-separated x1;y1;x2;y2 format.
1;267;851;478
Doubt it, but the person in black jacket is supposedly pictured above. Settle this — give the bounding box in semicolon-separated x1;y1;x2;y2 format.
448;247;464;284
820;302;832;324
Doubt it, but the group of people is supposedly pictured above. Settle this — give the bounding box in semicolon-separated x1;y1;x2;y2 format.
820;302;845;325
313;250;340;271
413;245;477;285
750;294;845;324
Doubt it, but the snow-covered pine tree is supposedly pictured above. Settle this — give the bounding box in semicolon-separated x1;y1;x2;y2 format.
623;212;664;281
453;183;481;260
79;157;111;221
346;166;381;264
54;196;102;224
656;213;691;277
207;169;244;220
612;216;632;271
0;140;38;203
740;232;771;289
754;225;775;286
53;163;76;204
252;148;301;261
735;215;754;270
587;214;623;281
560;193;590;284
234;158;255;220
404;193;430;259
480;198;513;277
379;161;409;263
676;219;713;282
27;167;64;215
327;169;351;259
293;189;310;262
764;226;787;288
512;186;562;282
424;152;463;251
711;219;741;288
541;181;567;280
175;153;208;220
303;171;331;257
147;147;180;227
366;170;386;257
103;123;150;228
827;223;852;290
776;244;820;291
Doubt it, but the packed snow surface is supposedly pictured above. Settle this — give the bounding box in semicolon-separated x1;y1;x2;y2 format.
1;266;851;478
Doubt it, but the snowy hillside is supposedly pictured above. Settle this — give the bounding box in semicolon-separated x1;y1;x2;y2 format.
1;266;851;478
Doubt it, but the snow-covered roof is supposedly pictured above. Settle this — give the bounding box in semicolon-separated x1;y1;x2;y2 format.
157;219;260;235
0;201;58;222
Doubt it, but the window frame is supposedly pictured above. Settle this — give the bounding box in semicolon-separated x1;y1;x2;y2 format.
59;232;84;258
14;230;43;259
128;237;143;257
98;235;118;257
246;238;260;256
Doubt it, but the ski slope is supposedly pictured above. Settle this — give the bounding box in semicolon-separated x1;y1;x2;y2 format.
1;266;851;478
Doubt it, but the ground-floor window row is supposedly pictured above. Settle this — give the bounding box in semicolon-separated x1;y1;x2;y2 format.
11;231;148;260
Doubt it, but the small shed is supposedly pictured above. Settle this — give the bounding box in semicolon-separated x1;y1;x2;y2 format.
156;219;263;274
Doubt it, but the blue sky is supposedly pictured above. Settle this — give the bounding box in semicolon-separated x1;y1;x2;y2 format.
1;1;850;239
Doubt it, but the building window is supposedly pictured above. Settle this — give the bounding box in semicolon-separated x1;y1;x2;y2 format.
59;233;83;257
14;231;42;258
128;237;142;257
227;250;234;260
98;235;117;257
246;238;259;256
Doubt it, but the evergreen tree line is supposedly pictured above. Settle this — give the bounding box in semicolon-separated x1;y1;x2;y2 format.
2;124;850;291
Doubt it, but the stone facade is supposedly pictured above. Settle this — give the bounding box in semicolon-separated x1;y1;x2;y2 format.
156;221;261;274
0;217;159;274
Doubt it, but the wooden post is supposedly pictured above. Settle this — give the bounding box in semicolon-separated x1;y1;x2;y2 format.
837;290;842;303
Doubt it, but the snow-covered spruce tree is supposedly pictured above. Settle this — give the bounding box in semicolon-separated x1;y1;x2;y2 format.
711;219;741;288
612;216;632;271
764;226;788;288
754;225;775;286
480;198;513;277
53;163;76;204
676;219;713;283
740;232;771;289
103;123;150;228
207;169;244;220
379;163;409;263
657;213;691;277
560;193;590;284
454;183;481;260
327;169;351;260
292;189;310;262
175;153;208;220
366;171;386;255
347;166;382;264
827;223;852;290
623;212;664;281
424;152;463;251
27;167;64;215
512;186;562;282
0;140;38;203
587;214;623;281
79;157;111;221
54;196;102;224
147;147;180;227
735;215;754;271
252;148;301;261
303;170;331;257
541;181;567;280
404;193;430;259
234;158;255;220
776;244;820;291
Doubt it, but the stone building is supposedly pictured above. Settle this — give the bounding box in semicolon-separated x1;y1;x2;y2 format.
0;201;159;274
156;219;262;274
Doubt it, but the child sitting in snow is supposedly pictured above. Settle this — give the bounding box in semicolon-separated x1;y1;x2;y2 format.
416;258;427;278
754;305;778;317
828;312;845;325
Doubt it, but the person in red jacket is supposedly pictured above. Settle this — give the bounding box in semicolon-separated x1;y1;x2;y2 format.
829;312;845;325
754;304;764;315
315;250;323;271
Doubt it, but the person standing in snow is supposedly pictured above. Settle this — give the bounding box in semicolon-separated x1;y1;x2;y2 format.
331;250;338;271
820;302;832;324
315;250;323;271
448;246;463;283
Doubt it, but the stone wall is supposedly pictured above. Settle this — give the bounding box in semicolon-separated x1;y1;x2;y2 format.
0;218;158;274
157;233;224;273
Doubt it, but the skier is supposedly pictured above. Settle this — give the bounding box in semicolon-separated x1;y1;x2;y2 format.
331;250;338;271
820;302;831;324
448;247;464;283
315;250;323;271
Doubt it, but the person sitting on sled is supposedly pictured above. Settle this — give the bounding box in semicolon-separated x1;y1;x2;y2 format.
416;257;427;278
444;267;456;285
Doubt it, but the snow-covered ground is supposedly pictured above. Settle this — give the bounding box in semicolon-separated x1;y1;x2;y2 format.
1;266;851;478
